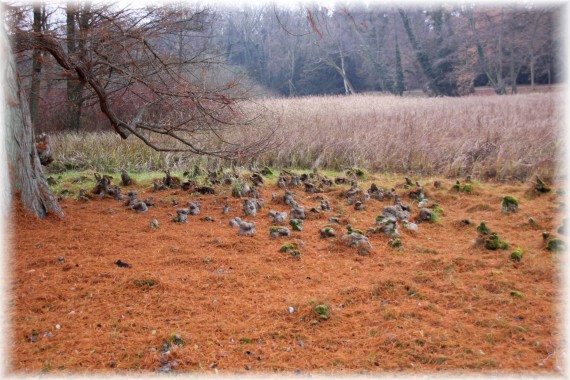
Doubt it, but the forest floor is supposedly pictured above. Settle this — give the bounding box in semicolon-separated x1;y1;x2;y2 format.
7;170;565;375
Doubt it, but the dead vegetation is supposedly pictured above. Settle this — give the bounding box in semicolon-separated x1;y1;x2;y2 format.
48;93;563;181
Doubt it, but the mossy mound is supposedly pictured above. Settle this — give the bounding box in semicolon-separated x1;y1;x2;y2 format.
535;177;551;193
477;221;490;236
501;195;519;213
280;242;299;253
347;225;364;235
546;238;565;252
320;227;336;238
391;238;402;248
452;181;473;193
280;242;301;257
485;232;509;250
289;249;302;257
289;219;304;232
510;248;524;262
314;304;330;320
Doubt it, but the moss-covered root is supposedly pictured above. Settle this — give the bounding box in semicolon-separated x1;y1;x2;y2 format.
546;238;566;252
280;242;301;258
320;227;336;238
485;232;509;250
535;176;551;193
289;219;304;232
501;195;519;213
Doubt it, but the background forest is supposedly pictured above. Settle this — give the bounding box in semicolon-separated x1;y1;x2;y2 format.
10;1;562;134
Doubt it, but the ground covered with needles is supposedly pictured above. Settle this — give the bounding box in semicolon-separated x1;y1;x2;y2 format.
8;170;565;375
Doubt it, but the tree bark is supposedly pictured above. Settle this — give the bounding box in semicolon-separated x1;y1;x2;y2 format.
3;16;63;219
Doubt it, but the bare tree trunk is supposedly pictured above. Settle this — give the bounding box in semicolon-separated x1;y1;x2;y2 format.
3;14;63;219
29;2;43;128
287;49;296;96
468;10;506;95
399;9;440;95
394;27;404;96
509;47;517;94
350;17;393;94
528;11;544;93
66;1;83;131
496;9;506;95
339;50;355;95
530;51;535;91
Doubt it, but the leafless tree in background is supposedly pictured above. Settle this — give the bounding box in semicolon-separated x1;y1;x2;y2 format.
12;2;277;159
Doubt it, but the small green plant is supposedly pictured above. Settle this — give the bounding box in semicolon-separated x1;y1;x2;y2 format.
347;168;366;180
280;242;301;257
452;181;473;193
133;279;156;288
289;219;304;232
510;248;524;262
546;238;566;252
535;177;551;193
391;238;402;248
429;209;440;223
289;249;302;257
477;221;491;235
485;232;509;250
280;242;298;253
239;337;253;344
432;204;444;214
314;304;330;320
501;195;519;213
510;290;525;298
347;225;364;235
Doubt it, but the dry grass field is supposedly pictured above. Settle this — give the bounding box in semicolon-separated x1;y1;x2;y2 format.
257;92;563;178
49;91;564;181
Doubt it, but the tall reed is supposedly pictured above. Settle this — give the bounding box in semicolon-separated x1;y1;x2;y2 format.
48;92;564;180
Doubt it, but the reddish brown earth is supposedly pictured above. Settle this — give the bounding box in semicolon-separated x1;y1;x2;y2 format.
8;176;564;375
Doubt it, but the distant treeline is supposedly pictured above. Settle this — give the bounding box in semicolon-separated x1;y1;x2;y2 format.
11;2;561;134
216;4;561;97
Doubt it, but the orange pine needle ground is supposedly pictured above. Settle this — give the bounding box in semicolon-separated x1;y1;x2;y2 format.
7;176;564;375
